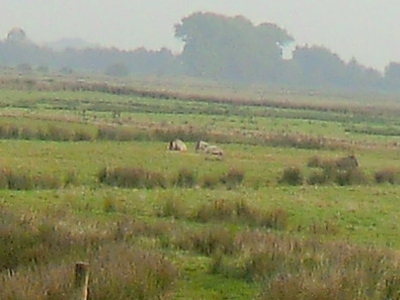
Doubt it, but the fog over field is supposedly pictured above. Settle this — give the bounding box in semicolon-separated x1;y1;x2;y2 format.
1;0;400;71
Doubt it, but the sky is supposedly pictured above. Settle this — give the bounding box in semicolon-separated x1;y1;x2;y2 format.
1;0;400;71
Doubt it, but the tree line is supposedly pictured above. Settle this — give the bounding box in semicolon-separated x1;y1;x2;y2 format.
1;12;400;91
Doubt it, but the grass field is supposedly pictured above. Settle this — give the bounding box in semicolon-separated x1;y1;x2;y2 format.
2;77;400;299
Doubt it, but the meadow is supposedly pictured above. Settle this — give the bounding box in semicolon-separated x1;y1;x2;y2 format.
2;76;400;299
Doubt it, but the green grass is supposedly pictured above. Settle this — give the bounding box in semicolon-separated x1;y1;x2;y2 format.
2;78;400;299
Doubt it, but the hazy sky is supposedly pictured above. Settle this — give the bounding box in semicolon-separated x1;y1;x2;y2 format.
1;0;400;71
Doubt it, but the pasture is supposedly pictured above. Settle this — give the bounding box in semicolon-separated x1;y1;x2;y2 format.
1;77;400;299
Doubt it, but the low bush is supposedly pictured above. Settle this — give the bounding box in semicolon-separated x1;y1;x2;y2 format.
98;167;167;189
279;166;303;185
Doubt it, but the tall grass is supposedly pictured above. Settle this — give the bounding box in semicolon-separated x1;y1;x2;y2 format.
0;245;178;300
375;168;400;184
208;230;400;300
0;167;67;190
160;197;289;229
0;123;93;142
98;167;167;189
220;168;245;189
173;167;197;188
305;155;367;186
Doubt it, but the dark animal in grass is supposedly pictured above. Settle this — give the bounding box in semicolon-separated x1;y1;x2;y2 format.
335;155;359;170
168;139;187;152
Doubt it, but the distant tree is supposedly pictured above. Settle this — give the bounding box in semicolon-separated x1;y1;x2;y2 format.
344;58;381;89
105;63;129;77
175;12;293;82
291;46;348;87
384;62;400;88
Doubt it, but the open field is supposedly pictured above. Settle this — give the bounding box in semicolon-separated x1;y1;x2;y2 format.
2;77;400;299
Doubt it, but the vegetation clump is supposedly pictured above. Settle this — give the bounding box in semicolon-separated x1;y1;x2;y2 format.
220;167;245;189
305;154;367;186
375;168;400;184
0;167;63;190
279;166;303;185
98;167;167;189
173;167;197;188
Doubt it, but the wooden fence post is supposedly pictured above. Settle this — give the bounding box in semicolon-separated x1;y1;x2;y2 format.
73;262;89;300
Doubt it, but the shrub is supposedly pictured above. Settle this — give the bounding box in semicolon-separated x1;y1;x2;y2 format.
279;166;303;185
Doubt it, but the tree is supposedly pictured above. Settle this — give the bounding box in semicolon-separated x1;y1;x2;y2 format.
291;46;348;87
175;12;293;82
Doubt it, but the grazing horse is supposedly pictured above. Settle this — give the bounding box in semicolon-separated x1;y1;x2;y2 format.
195;140;209;152
195;140;224;158
205;145;224;157
168;139;187;152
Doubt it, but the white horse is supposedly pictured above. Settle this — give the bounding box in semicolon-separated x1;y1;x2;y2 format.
168;139;187;152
